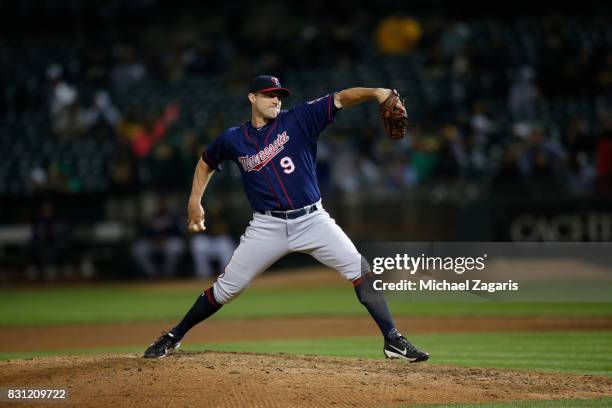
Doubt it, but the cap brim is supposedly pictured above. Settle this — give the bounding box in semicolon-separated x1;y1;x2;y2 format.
257;87;291;98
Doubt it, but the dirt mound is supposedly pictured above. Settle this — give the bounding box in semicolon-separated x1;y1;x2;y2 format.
1;352;611;408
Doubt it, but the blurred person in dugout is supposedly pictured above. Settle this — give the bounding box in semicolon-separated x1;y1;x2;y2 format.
133;197;185;279
29;201;75;281
190;204;234;279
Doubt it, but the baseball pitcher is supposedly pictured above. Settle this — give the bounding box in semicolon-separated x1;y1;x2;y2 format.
144;75;428;362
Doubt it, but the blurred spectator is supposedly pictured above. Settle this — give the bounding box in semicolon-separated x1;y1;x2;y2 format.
47;64;121;138
145;142;185;189
462;133;488;179
28;166;48;193
90;90;121;128
597;52;612;94
52;97;96;137
433;124;464;178
440;22;470;62
109;142;138;192
508;66;539;122
376;16;422;55
118;103;180;158
559;117;597;195
111;45;147;92
434;124;488;181
388;155;418;189
595;110;612;194
519;126;567;189
47;64;76;117
564;116;597;159
565;152;596;196
491;144;526;195
450;52;471;105
316;150;333;195
132;198;185;279
28;201;75;281
179;129;205;184
408;134;440;185
46;160;81;193
334;154;360;194
470;102;495;145
190;206;234;279
2;10;612;199
46;64;90;137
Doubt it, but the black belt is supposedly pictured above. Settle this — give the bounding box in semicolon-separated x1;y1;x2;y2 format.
259;204;319;220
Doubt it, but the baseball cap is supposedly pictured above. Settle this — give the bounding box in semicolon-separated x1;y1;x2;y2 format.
249;75;291;98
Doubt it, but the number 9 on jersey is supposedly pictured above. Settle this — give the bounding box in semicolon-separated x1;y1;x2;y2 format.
280;156;295;174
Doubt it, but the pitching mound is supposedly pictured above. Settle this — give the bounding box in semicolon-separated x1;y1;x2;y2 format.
2;351;611;408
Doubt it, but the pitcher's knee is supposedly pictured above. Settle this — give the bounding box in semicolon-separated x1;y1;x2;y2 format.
338;254;369;281
212;279;246;304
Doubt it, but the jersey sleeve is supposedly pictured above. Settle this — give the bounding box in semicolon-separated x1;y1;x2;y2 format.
290;93;340;140
201;131;229;171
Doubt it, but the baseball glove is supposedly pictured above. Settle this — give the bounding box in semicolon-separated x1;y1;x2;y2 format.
379;89;409;140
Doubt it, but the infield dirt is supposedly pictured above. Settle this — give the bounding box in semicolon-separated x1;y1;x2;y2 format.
2;351;612;408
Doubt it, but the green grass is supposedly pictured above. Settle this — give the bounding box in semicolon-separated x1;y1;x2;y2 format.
187;331;612;376
1;285;611;326
0;287;201;326
2;331;611;375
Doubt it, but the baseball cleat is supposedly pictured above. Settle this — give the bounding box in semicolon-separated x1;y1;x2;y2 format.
143;332;181;358
384;329;429;362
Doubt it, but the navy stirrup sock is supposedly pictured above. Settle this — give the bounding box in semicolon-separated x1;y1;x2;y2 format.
353;274;395;338
170;287;222;340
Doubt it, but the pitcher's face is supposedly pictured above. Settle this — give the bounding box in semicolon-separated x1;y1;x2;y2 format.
249;91;283;120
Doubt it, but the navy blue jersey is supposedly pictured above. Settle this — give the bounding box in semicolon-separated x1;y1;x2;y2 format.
202;93;339;212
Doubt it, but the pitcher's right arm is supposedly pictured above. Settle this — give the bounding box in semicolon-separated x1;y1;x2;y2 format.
187;158;215;232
